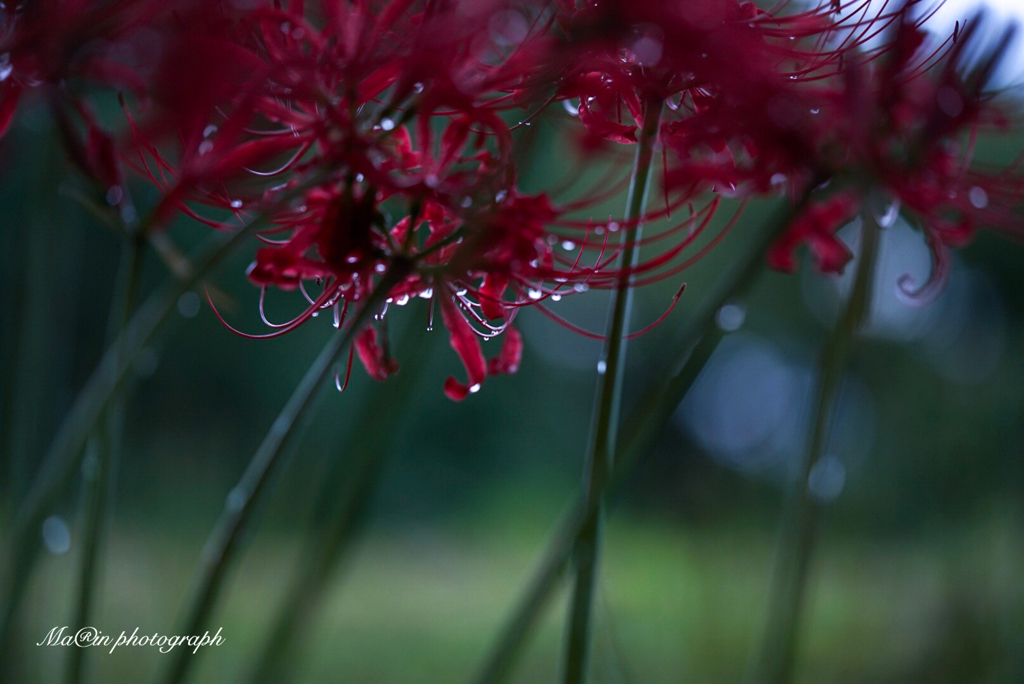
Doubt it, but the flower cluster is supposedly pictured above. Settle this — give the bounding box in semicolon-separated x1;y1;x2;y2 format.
6;0;1021;397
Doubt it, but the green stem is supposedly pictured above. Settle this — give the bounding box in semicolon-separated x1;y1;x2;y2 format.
247;322;434;684
156;267;406;684
0;179;321;658
746;209;880;684
562;99;663;684
65;234;146;684
469;198;804;684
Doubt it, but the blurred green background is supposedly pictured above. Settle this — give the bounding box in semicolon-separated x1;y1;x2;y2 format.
2;75;1024;683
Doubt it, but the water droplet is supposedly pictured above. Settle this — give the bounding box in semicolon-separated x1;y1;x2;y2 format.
870;195;901;228
808;455;846;503
418;287;434;299
551;293;562;302
198;140;214;155
561;240;576;251
469;383;482;394
395;294;410;306
495;190;508;203
177;292;201;318
573;283;589;293
716;303;746;332
374;263;387;273
380;117;395;131
629;35;663;67
105;185;123;206
42;516;71;555
810;107;820;115
0;53;12;82
969;186;989;209
461;196;473;208
563;99;580;116
203;124;218;138
413;82;425;93
596;360;607;374
607;222;620;233
528;289;542;300
225;487;246;513
230;199;243;209
355;173;364;183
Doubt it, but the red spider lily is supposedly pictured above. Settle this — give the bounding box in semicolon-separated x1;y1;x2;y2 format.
0;0;231;136
544;0;887;149
759;8;1023;300
159;0;558;398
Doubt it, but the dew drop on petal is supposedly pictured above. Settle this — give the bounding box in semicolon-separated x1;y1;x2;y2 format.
374;263;387;273
203;124;218;138
380;118;396;131
596;360;607;374
418;287;434;299
528;289;542;300
469;383;482;394
230;199;243;209
563;99;580;116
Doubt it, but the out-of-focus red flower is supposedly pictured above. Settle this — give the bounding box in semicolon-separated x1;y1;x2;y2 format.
761;8;1023;295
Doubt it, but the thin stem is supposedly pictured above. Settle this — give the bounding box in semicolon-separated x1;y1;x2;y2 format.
746;210;880;684
247;322;434;684
563;99;662;684
156;267;406;684
0;179;321;657
469;198;804;684
65;233;146;684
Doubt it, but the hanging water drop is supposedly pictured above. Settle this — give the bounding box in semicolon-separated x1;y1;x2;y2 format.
0;53;12;82
870;194;901;228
